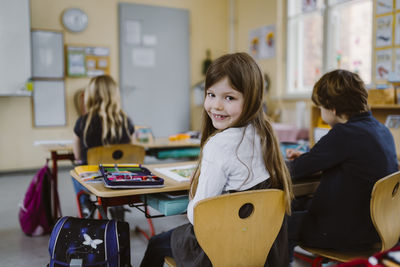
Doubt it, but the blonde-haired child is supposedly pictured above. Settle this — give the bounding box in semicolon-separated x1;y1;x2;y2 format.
140;52;293;267
72;75;134;218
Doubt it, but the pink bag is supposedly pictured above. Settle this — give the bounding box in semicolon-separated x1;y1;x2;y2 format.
19;164;60;236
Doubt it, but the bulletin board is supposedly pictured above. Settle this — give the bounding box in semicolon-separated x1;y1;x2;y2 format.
66;45;110;77
32;80;66;127
374;0;400;82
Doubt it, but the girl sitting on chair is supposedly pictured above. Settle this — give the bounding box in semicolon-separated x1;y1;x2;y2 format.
140;52;293;267
72;75;135;219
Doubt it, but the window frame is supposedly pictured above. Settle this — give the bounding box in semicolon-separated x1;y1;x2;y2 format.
285;0;372;97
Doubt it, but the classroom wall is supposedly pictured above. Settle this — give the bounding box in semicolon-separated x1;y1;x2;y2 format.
233;0;303;124
235;0;280;95
235;0;312;127
0;0;229;171
0;0;298;172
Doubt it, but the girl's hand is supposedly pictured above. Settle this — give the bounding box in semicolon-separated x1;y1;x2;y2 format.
286;149;303;161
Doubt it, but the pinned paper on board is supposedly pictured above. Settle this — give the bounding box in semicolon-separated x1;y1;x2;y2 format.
132;48;155;67
376;0;393;14
395;13;400;45
143;35;158;46
124;20;141;45
375;49;392;80
376;15;393;47
395;49;400;77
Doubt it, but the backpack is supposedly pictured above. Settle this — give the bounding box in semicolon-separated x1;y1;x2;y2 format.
48;216;131;267
19;164;60;236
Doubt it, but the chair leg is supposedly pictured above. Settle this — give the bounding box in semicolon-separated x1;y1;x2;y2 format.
147;217;155;237
135;226;151;240
135;208;156;240
312;256;325;267
294;251;330;267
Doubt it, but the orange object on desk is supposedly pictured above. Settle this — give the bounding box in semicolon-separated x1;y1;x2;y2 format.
169;133;190;141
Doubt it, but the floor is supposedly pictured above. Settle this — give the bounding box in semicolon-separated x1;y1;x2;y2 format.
0;162;310;267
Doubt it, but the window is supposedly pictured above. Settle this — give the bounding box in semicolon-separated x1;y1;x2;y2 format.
286;0;372;95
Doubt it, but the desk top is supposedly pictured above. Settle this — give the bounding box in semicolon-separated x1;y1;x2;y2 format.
132;137;200;149
70;161;320;198
35;138;200;152
70;161;195;198
34;140;74;152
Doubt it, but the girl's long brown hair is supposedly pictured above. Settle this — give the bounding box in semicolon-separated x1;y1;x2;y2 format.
83;75;131;146
189;53;293;213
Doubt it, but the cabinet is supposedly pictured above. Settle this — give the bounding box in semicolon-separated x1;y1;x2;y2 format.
309;105;400;158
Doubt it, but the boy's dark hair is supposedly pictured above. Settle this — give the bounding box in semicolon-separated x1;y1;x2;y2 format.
312;69;370;118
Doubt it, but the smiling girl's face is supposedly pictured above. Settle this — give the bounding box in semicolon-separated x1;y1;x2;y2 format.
203;77;244;130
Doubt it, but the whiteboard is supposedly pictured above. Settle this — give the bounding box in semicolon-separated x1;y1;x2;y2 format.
0;0;31;96
32;30;64;78
0;0;31;95
33;80;66;127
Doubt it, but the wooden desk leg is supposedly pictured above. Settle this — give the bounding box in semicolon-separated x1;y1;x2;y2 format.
50;151;74;219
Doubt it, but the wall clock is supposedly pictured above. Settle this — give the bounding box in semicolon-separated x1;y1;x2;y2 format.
62;8;88;33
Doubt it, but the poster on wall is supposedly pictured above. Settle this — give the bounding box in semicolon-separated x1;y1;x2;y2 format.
395;13;400;45
394;48;400;77
376;15;393;47
124;20;141;45
375;49;392;80
376;0;393;14
249;27;261;58
248;25;276;59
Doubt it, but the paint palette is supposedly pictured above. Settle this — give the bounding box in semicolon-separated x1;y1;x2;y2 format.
99;164;164;189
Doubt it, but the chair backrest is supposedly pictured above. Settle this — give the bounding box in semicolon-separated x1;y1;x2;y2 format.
370;171;400;251
193;189;285;267
87;144;145;165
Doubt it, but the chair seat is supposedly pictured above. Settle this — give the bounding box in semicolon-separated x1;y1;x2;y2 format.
300;246;380;262
164;256;177;267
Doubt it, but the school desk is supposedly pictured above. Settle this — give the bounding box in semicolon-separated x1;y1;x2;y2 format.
69;160;320;219
34;140;75;218
35;139;200;217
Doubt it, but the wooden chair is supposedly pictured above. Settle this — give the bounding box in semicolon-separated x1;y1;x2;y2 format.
86;143;145;165
294;171;400;266
165;189;286;267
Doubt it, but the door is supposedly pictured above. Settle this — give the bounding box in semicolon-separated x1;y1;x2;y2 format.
119;3;190;137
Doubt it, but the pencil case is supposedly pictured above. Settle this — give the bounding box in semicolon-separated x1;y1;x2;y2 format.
99;164;164;189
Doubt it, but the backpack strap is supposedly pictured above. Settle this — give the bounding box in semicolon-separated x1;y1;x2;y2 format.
105;220;120;266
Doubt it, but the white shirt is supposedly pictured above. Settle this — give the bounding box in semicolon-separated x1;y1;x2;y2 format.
187;124;270;224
